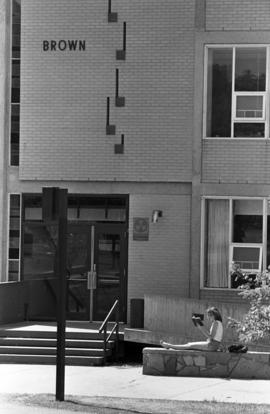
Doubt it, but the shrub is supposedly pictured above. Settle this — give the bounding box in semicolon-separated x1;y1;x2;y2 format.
228;285;270;344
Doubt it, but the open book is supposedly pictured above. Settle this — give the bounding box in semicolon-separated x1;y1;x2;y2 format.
191;313;204;326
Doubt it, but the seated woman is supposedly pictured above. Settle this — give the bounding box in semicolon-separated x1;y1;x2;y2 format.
160;307;223;351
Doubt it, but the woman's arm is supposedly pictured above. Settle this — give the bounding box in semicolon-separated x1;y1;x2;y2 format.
196;324;210;339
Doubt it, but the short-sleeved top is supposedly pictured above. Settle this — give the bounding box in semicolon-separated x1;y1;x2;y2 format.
210;320;223;342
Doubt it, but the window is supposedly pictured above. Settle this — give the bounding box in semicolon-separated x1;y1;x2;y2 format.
202;198;264;289
10;0;21;166
205;46;268;138
7;194;21;282
21;194;128;280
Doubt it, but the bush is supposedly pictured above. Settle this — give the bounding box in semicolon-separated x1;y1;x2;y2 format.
228;285;270;344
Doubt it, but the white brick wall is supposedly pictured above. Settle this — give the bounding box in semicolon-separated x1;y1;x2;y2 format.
202;140;270;184
19;0;194;182
206;0;270;31
128;194;191;303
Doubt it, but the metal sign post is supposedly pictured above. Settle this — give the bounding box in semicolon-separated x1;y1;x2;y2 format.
42;187;68;402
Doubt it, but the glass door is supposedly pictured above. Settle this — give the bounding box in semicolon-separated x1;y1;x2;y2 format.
66;223;91;320
93;223;127;321
66;222;127;322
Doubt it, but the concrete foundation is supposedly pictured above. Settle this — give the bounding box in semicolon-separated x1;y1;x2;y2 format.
143;347;270;379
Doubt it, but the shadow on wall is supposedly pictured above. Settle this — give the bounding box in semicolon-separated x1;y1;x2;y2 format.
0;280;57;324
143;294;267;350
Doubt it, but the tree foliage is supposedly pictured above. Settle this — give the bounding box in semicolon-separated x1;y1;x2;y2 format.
228;286;270;344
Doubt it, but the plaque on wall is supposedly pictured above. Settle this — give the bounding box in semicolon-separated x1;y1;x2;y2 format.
133;217;149;241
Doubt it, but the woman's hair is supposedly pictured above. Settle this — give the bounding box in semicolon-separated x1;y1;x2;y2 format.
207;307;222;322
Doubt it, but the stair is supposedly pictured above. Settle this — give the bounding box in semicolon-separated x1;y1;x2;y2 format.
0;326;118;366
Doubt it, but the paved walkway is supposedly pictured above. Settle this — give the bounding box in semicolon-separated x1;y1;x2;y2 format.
0;363;270;408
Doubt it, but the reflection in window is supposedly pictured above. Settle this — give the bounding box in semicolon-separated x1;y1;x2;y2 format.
206;48;232;137
23;195;127;222
23;222;56;280
203;198;264;288
10;104;20;165
7;194;21;282
98;234;120;281
233;199;263;243
234;123;264;137
11;0;21;166
206;46;267;138
235;48;266;92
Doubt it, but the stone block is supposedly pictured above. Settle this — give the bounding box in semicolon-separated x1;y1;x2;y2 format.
183;355;194;366
194;355;206;367
143;347;270;379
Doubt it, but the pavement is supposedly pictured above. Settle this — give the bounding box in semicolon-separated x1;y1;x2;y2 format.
1;363;270;413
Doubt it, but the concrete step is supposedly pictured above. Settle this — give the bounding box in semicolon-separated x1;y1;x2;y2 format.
0;329;118;340
0;324;118;365
0;354;105;366
0;346;112;357
0;337;114;349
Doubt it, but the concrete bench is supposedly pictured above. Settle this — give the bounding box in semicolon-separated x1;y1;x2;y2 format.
143;347;270;379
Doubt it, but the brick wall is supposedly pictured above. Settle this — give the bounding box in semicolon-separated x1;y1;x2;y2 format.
206;0;270;31
127;194;191;303
19;0;194;182
202;140;270;184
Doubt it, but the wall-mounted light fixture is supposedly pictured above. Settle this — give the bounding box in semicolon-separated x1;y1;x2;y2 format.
152;210;163;223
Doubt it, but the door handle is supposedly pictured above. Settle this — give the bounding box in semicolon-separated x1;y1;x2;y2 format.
87;266;97;290
93;264;97;289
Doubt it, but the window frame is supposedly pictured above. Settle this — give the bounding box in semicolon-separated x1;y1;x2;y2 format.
10;0;21;166
233;92;265;122
6;193;22;283
200;196;267;290
229;244;263;274
203;44;270;140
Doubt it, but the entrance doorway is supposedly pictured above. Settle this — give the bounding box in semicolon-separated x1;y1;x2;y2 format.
66;222;127;321
22;193;128;322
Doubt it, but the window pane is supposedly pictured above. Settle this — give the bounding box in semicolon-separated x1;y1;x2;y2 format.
23;222;56;280
267;207;270;267
12;0;21;57
8;260;19;282
206;48;232;137
234;123;264;137
235;48;266;92
204;199;229;287
236;95;263;118
11;60;20;103
232;246;261;271
8;194;21;281
233;199;263;243
11;104;20;166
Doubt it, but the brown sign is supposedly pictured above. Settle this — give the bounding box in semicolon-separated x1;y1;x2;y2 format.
43;40;86;51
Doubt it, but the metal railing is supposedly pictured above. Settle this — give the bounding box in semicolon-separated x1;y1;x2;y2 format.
99;299;119;364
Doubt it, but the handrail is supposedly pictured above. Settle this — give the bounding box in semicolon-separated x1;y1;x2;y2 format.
99;299;119;333
98;299;119;364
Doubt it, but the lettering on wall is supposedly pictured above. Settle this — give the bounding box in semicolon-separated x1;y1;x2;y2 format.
43;40;86;51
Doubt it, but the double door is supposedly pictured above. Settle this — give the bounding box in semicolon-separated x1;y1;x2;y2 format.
66;222;127;321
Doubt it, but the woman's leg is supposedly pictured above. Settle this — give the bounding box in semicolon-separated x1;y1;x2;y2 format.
160;340;209;350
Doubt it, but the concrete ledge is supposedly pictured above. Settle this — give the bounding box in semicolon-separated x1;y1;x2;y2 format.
143;347;270;379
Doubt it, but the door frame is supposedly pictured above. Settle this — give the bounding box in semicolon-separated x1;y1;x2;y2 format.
66;221;128;322
93;222;128;322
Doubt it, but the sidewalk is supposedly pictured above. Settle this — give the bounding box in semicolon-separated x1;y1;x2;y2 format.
0;362;270;413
